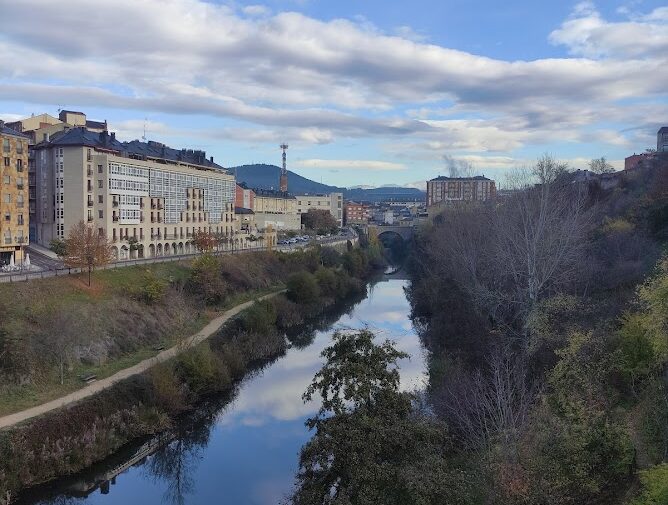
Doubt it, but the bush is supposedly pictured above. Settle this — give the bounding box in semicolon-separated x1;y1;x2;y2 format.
629;464;668;505
175;343;230;396
138;270;169;304
287;271;320;304
243;299;277;334
320;247;342;268
315;267;338;298
188;254;227;305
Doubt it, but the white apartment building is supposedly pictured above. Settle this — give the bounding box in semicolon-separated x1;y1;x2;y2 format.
295;192;343;227
33;128;242;259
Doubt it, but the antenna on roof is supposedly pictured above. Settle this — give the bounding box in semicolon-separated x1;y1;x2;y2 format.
142;118;147;142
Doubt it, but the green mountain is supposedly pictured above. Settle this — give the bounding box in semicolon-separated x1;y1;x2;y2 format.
230;164;425;202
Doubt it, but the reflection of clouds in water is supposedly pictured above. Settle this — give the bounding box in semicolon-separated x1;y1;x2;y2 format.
217;280;427;427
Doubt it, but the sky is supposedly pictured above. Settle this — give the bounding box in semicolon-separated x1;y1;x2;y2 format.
0;0;667;189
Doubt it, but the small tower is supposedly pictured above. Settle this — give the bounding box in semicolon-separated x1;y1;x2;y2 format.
279;143;289;192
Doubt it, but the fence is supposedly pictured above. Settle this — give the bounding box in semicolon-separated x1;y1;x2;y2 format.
0;235;357;284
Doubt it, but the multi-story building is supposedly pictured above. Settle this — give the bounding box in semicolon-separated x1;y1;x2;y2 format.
253;189;301;230
344;201;370;225
0;122;29;266
235;183;255;210
426;175;496;207
295;192;344;227
32;128;238;260
658;127;668;153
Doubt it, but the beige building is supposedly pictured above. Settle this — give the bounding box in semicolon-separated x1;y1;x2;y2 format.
33;128;244;260
426;175;496;208
0;122;29;266
295;192;343;227
253;189;301;230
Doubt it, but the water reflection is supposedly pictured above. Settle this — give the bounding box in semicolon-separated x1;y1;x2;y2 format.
22;279;426;505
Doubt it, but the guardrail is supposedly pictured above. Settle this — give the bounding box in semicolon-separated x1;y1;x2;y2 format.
0;234;358;284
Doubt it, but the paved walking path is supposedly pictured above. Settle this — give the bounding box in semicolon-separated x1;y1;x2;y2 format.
0;291;282;430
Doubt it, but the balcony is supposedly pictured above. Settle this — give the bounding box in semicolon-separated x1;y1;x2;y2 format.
151;233;162;240
87;200;94;208
87;216;93;223
113;216;119;222
16;183;23;190
15;236;26;244
16;202;23;208
17;219;24;226
87;169;93;177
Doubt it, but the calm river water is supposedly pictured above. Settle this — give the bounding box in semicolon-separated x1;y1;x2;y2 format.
22;278;427;505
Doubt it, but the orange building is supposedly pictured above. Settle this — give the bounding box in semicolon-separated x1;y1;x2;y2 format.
344;201;370;225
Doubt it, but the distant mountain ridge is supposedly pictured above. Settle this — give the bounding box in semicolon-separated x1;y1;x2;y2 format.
230;164;425;202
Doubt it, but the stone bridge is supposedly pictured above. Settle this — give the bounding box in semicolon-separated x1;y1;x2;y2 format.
366;224;415;241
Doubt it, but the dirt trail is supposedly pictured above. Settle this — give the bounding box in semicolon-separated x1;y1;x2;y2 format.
0;291;281;430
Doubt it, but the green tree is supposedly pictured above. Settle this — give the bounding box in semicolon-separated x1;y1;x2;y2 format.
292;330;477;505
49;238;67;257
301;209;338;234
287;271;320;304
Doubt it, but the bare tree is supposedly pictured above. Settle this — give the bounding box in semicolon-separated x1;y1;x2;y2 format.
192;230;217;253
64;221;113;286
588;156;615;174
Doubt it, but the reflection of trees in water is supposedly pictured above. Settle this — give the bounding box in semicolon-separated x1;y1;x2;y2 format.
144;408;215;505
286;291;368;350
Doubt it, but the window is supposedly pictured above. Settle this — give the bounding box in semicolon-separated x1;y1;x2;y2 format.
98;180;103;189
98;195;103;204
2;139;9;153
3;157;8;167
16;141;23;154
16;159;23;172
3;194;10;203
4;212;9;222
98;164;103;174
98;210;103;219
3;175;9;184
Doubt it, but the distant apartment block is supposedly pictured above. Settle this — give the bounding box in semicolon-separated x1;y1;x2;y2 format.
344;201;370;225
295;192;343;227
0;121;29;265
252;188;301;230
32;127;238;260
658;126;668;153
426;175;496;207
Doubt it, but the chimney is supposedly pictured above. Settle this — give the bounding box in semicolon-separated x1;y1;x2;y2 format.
210;156;214;163
110;132;116;142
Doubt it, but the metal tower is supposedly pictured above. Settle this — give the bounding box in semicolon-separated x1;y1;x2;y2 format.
279;143;289;192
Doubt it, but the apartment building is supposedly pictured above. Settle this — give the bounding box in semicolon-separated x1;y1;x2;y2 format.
295;192;343;227
32;128;237;260
235;183;255;210
0;122;29;265
658;126;668;153
344;201;370;225
426;175;496;207
253;189;301;230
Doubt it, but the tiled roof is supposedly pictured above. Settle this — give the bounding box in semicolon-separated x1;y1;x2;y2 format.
85;119;107;130
34;128;226;172
0;122;30;138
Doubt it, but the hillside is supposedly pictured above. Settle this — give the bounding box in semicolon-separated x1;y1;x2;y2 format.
230;164;426;202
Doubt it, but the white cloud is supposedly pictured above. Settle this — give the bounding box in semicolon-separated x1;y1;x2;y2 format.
0;0;665;169
294;159;407;171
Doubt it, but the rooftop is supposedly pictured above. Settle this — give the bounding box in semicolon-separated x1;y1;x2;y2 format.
0;121;29;139
34;127;226;172
253;188;296;199
429;175;493;182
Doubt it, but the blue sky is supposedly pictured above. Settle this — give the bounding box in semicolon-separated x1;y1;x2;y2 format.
0;0;667;189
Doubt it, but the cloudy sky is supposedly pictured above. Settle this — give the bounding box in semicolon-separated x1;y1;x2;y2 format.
0;0;667;188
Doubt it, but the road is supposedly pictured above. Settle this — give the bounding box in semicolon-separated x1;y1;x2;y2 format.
0;291;282;430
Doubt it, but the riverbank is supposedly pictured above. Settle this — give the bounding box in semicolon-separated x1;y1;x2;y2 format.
0;242;385;503
16;277;419;505
0;291;282;430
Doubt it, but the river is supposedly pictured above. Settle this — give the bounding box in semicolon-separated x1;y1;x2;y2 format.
20;278;427;505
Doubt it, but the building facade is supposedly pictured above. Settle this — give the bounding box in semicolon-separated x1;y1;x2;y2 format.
33;128;237;260
0;122;30;265
253;189;301;230
295;192;343;227
235;183;255;210
426;175;496;207
344;201;370;225
658;127;668;153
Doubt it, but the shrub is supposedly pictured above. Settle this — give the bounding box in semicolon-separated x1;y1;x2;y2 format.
175;343;230;396
242;299;277;334
315;267;338;297
139;270;169;304
320;247;342;268
287;271;320;304
189;254;227;305
629;464;668;505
